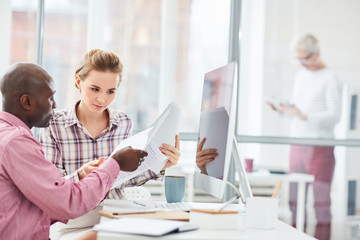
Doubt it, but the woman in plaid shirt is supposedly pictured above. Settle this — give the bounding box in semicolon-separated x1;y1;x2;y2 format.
40;49;180;234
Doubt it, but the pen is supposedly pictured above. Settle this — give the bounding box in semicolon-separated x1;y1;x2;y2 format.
112;211;156;215
99;210;157;218
272;181;282;198
133;200;147;207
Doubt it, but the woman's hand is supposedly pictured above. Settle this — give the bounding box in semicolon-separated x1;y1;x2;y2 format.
279;104;307;120
78;157;105;180
196;137;218;175
160;135;181;170
267;101;280;112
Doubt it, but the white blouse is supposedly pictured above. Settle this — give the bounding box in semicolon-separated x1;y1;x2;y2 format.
290;68;343;138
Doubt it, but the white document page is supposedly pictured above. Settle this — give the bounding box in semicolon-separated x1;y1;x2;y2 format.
199;107;229;179
112;128;151;152
148;102;182;148
147;102;183;173
266;97;291;111
112;142;167;188
94;218;198;237
110;102;183;189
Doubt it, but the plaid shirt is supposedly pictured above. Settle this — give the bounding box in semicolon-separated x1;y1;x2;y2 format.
40;102;163;199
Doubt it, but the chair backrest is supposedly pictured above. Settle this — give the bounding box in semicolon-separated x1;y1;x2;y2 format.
124;186;151;200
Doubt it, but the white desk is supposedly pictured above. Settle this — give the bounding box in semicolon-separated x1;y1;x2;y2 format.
97;200;315;240
247;172;314;232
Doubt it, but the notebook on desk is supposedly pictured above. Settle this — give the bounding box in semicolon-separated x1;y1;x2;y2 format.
94;218;198;237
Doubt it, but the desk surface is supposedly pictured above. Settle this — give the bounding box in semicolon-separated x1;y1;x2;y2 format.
97;200;315;240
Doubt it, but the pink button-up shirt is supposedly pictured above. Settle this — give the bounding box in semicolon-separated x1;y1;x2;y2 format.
0;112;120;239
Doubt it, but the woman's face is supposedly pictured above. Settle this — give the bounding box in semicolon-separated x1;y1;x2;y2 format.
296;50;321;71
76;70;119;113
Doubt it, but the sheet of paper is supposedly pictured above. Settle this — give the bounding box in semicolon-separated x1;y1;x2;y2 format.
199;107;229;179
111;142;167;188
149;102;183;148
110;102;183;189
111;128;151;154
266;97;291;111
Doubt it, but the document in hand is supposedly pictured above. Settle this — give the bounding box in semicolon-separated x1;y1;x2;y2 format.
266;97;291;111
94;218;198;237
110;102;183;189
199;107;228;179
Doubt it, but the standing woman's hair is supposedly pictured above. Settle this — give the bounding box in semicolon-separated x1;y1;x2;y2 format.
290;33;320;55
75;49;123;87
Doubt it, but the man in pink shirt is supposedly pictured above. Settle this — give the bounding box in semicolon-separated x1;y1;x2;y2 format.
0;63;147;239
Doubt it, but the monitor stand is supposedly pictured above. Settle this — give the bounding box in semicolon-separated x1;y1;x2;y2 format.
223;136;253;203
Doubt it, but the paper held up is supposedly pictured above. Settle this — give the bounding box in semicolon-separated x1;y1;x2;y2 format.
110;102;183;189
266;97;291;111
199;107;229;179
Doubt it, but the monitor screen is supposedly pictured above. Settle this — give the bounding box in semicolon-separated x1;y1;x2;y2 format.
193;62;238;199
193;62;253;202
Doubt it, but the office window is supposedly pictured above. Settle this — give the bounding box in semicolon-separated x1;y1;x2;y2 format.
41;0;230;132
42;0;88;109
0;0;39;107
237;1;360;238
236;0;360;192
0;0;38;70
10;0;38;63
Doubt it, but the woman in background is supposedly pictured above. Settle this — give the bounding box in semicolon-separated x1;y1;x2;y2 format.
269;34;343;240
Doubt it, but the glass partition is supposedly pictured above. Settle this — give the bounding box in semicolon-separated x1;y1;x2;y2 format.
238;142;351;238
237;0;360;141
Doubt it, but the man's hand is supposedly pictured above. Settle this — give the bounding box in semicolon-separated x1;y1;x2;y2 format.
160;135;181;171
78;157;105;180
112;146;148;172
196;137;218;175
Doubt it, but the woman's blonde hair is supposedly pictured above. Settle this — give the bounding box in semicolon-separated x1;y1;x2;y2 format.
75;49;123;87
290;33;320;55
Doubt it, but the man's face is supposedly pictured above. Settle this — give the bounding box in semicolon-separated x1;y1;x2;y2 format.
31;80;56;128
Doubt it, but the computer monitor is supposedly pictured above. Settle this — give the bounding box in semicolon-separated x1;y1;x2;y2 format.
194;62;253;203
